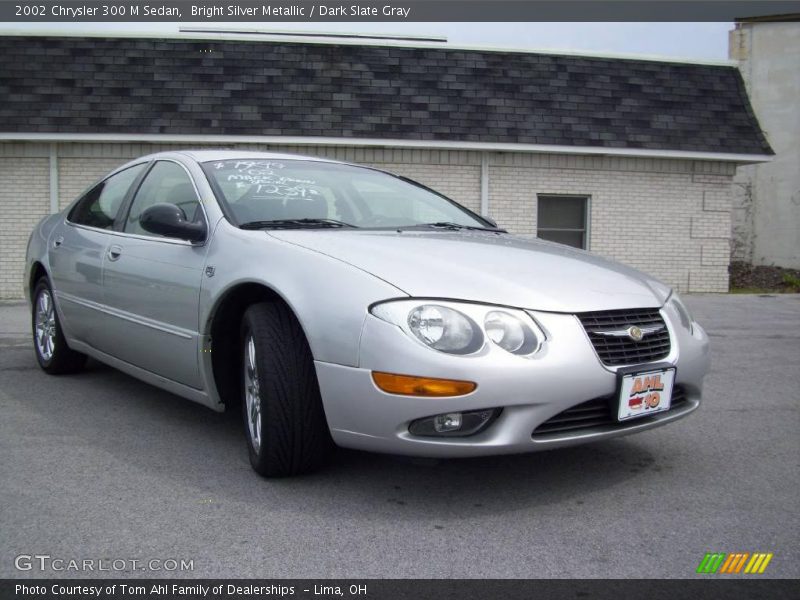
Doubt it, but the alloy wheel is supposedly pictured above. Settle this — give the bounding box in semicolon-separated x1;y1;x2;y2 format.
243;334;262;451
35;289;56;361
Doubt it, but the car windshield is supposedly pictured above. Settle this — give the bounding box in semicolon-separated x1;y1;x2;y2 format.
202;159;492;230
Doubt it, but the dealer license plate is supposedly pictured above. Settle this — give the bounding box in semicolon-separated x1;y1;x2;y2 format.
618;368;675;421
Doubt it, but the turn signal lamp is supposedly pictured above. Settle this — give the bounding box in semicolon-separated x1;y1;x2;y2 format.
371;372;477;397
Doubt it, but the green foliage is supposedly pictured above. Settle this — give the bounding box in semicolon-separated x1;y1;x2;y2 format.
782;272;800;291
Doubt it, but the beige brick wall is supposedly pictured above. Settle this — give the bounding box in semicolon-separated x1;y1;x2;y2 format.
0;141;736;297
0;156;50;298
486;154;735;293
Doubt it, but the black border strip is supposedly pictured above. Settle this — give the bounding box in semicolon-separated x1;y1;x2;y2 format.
3;1;800;23
2;579;798;600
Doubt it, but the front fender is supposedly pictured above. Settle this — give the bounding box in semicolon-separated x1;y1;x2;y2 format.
199;220;408;368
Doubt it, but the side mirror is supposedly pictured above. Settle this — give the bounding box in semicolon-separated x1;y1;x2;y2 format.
483;216;499;228
140;203;206;242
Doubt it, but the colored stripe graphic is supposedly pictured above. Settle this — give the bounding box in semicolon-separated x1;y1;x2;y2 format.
697;552;773;574
719;553;749;574
744;553;774;574
697;553;726;574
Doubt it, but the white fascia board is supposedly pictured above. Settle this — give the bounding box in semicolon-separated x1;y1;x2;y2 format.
0;132;773;164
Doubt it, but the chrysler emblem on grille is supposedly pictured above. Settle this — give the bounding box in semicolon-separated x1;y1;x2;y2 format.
627;325;643;341
590;323;665;340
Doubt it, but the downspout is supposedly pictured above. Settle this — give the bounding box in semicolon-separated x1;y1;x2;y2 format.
49;143;58;214
480;152;489;217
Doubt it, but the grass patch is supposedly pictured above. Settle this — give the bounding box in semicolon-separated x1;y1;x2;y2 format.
730;262;800;294
729;287;776;295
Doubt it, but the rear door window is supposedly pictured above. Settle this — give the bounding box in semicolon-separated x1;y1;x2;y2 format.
68;164;146;230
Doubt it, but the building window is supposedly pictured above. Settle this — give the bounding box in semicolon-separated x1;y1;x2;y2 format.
536;194;589;249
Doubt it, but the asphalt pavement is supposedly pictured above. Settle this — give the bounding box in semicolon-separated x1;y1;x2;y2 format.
1;294;798;579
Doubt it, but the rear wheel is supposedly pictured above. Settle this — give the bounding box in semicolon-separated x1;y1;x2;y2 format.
32;279;87;374
241;302;333;477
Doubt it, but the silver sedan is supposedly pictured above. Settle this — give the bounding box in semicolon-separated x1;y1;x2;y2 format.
25;151;710;477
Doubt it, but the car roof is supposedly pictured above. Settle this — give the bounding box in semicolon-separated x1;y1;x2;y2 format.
172;149;341;164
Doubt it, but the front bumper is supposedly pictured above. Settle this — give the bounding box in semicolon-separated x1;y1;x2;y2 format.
315;302;710;457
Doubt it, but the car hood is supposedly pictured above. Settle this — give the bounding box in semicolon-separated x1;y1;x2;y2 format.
268;230;671;313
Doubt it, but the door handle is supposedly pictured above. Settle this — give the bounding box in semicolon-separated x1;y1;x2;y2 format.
52;236;64;248
107;245;123;261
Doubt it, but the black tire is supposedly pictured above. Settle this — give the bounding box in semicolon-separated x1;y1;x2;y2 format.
240;301;334;477
31;278;87;374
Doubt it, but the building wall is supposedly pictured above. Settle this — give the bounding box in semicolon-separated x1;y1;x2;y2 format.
1;141;736;298
488;153;735;293
0;150;50;300
730;21;800;268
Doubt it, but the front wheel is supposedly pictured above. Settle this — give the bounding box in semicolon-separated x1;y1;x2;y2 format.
32;278;87;374
241;302;333;477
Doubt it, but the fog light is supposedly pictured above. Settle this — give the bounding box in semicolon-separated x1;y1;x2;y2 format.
409;408;501;437
434;413;462;432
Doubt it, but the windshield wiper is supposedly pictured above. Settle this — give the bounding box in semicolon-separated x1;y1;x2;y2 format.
240;218;356;230
400;222;507;233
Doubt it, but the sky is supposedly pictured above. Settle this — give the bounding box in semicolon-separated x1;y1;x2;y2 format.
1;22;735;61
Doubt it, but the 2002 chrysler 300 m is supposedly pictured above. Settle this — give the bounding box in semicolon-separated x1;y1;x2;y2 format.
25;150;710;477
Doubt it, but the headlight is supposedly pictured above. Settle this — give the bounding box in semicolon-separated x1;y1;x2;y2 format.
371;300;545;356
407;305;479;353
484;311;540;354
668;292;694;332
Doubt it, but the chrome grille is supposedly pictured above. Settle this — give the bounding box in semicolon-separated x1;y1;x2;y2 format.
577;308;671;366
532;386;688;437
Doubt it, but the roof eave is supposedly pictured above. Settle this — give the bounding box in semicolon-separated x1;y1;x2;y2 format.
0;132;775;164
